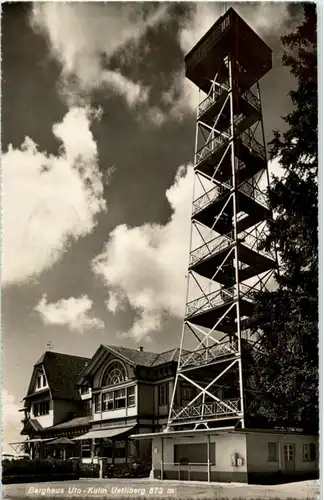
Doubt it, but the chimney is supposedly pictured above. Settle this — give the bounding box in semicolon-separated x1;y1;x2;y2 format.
137;346;144;352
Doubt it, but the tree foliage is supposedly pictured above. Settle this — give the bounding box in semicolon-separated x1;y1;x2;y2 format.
246;4;318;432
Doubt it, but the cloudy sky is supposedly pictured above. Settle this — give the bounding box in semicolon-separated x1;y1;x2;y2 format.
2;1;303;452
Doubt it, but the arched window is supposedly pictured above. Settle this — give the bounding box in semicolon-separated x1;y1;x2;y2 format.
102;361;127;387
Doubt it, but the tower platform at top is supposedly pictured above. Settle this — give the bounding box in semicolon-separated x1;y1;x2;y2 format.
185;7;272;93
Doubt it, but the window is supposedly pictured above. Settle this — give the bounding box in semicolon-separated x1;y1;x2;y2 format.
102;392;114;412
102;361;127;387
84;399;92;415
127;386;136;407
80;386;89;395
36;371;47;390
181;385;194;402
115;388;126;409
33;401;49;417
94;394;101;413
159;384;168;406
303;443;316;461
268;442;278;462
97;387;135;413
174;443;215;465
284;444;295;462
81;439;92;458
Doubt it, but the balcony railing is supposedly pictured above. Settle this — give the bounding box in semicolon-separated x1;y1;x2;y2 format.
179;341;238;369
198;82;230;118
241;131;266;159
239;180;268;208
171;398;241;421
198;86;260;124
190;232;233;267
196;130;231;166
239;230;276;261
186;286;234;318
240;88;260;112
186;283;255;318
189;230;274;280
195;129;265;170
192;183;231;216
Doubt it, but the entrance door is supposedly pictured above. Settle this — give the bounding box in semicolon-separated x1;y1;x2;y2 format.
284;444;295;473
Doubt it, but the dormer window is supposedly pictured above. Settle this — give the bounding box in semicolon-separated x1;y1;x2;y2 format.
36;370;47;390
102;361;127;387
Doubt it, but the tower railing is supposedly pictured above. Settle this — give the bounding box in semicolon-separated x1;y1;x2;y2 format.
179;341;238;369
186;287;234;318
167;8;274;432
240;131;266;159
190;232;233;267
195;129;265;168
240;88;261;111
192;183;231;215
186;282;256;319
238;181;268;208
189;227;274;268
198;86;261;121
196;130;231;165
198;82;230;117
170;398;241;421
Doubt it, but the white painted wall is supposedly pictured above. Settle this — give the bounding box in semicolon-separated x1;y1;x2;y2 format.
30;409;54;428
246;432;318;474
210;432;247;473
152;431;247;474
93;405;137;421
80;389;92;400
155;380;174;416
151;431;318;479
93;384;138;421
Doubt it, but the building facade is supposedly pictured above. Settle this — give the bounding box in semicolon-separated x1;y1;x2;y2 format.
12;345;193;467
137;428;319;484
11;345;319;483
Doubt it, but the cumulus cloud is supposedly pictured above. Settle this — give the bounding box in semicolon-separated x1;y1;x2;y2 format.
2;107;105;286
92;165;194;340
35;294;104;332
31;3;169;108
2;390;23;455
92;155;282;340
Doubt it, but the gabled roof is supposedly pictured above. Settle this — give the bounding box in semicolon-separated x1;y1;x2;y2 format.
77;344;189;384
151;348;184;366
49;416;92;430
106;345;157;367
105;345;184;368
48;437;76;445
24;388;49;399
20;418;43;436
106;345;189;367
26;351;90;401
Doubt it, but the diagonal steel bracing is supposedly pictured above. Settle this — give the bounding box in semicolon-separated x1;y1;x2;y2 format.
168;14;276;431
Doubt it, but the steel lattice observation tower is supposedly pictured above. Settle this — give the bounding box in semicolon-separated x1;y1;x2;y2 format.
167;8;277;432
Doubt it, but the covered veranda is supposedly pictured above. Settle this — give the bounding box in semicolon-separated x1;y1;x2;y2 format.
73;425;137;465
9;438;54;458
